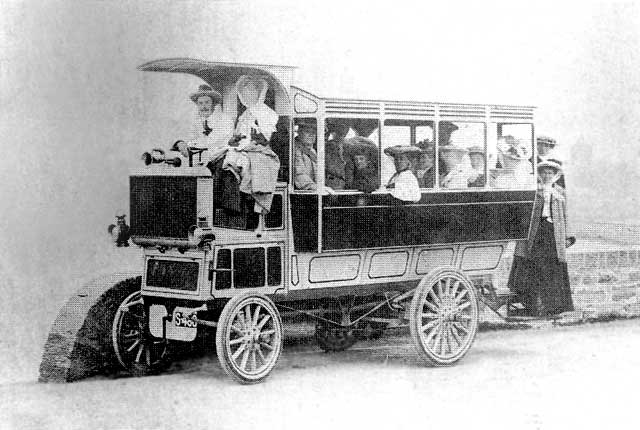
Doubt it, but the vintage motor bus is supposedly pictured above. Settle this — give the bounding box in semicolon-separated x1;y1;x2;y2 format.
112;58;537;384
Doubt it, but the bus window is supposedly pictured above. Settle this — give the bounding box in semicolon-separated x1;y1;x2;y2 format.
438;121;486;189
382;119;435;189
324;118;380;193
489;123;534;189
293;118;318;191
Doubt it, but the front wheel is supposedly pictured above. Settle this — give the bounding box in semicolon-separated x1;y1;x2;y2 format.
215;294;283;384
112;291;170;376
409;268;479;366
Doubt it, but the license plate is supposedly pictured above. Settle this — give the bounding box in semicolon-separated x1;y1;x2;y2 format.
173;311;198;329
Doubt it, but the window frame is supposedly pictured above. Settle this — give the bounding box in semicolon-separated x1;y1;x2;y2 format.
435;120;488;191
489;122;536;190
381;119;436;190
320;117;382;193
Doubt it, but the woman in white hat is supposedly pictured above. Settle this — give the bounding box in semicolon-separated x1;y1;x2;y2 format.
439;144;474;189
221;75;281;214
384;145;422;202
232;75;279;148
509;159;575;316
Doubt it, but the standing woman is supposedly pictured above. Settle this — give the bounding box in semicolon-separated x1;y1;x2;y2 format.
509;159;576;316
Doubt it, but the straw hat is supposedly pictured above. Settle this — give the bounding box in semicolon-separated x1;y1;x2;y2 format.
190;84;222;104
384;145;424;158
537;158;563;174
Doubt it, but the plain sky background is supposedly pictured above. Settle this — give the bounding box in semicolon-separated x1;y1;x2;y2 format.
1;0;639;382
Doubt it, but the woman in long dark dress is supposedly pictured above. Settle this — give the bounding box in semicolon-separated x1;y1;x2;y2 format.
508;159;575;316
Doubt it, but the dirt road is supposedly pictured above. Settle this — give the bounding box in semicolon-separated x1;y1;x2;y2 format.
1;319;639;430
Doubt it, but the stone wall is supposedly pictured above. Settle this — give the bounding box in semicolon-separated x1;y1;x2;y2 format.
494;245;640;319
566;248;640;317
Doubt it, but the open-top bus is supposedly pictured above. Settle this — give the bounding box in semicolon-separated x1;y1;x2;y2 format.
111;58;537;384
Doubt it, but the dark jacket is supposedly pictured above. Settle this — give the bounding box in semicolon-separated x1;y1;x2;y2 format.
515;184;573;262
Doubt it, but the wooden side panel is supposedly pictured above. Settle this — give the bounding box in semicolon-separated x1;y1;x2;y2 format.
321;191;535;251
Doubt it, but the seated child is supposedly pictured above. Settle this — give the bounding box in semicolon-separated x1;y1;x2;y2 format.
344;136;379;193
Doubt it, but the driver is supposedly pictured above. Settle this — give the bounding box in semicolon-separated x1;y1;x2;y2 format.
175;84;234;163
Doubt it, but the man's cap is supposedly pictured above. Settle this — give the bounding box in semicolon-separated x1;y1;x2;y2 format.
536;135;557;147
468;145;484;155
190;84;223;104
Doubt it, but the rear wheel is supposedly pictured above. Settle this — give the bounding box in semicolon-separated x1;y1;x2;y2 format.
409;268;479;366
112;291;170;376
215;294;283;384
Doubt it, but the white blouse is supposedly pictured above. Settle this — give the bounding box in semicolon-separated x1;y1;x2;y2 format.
542;186;553;221
387;170;421;202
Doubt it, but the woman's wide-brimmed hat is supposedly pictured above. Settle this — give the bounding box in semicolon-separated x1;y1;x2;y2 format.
536;135;557;147
236;74;269;107
190;84;223;104
537;158;563;174
384;145;424;158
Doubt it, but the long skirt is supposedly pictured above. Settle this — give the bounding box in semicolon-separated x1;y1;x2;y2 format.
508;220;574;316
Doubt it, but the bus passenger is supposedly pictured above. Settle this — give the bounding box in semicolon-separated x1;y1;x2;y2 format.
219;75;280;214
497;135;530;162
232;75;279;148
509;159;575;316
175;84;234;162
535;135;565;188
468;146;485;187
384;145;421;202
293;121;318;190
438;122;459;146
414;140;435;188
439;145;473;189
345;136;379;193
325;120;350;190
498;143;532;188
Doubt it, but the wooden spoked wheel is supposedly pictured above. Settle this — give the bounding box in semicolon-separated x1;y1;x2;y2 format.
215;294;283;384
409;268;479;366
112;291;170;376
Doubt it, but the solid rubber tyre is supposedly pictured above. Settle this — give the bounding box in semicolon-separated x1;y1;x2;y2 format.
409;267;479;366
215;294;283;384
112;291;170;376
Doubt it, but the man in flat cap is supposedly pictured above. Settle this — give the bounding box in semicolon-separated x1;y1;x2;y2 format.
293;120;318;190
175;84;234;163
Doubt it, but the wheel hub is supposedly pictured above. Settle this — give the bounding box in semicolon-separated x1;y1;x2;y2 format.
439;295;457;321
